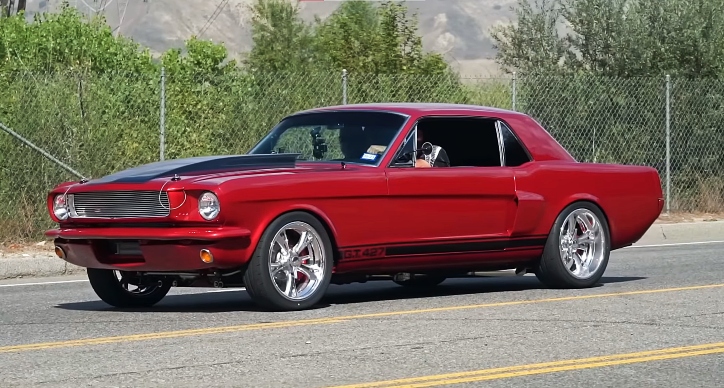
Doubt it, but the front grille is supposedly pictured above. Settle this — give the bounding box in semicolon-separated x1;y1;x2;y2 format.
70;190;171;219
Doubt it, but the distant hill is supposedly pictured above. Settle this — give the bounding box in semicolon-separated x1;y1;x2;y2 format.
21;0;523;77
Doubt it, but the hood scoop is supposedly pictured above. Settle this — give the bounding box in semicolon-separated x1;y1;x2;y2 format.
89;153;300;184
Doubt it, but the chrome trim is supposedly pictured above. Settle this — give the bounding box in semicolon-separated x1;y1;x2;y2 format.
495;120;506;167
69;190;171;219
497;120;535;164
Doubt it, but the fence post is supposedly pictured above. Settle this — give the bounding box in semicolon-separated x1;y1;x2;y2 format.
665;74;671;214
160;66;166;161
511;71;517;111
342;69;348;105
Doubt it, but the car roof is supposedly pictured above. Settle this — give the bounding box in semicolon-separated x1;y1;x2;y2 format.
286;102;576;163
291;102;527;118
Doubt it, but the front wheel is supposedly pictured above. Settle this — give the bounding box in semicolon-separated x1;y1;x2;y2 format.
87;268;171;308
243;212;334;311
534;202;611;288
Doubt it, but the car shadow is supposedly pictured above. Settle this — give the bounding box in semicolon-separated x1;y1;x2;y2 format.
53;275;647;313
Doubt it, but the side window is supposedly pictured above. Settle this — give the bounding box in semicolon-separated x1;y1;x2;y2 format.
497;121;532;167
390;116;502;167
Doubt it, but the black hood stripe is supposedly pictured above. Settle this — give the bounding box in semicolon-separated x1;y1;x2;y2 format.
88;154;300;184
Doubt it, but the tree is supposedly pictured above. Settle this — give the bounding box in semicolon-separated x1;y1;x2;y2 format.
0;3;155;74
491;0;724;77
489;0;724;212
314;0;449;74
243;0;450;75
243;0;315;73
311;0;380;73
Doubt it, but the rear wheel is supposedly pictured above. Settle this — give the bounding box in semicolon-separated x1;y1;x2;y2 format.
87;268;171;308
243;212;334;311
534;202;610;288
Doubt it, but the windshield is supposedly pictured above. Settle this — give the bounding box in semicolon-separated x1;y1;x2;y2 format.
248;110;408;165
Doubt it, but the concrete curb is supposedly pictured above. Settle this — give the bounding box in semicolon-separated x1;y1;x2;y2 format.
0;254;86;280
633;220;724;246
1;221;722;280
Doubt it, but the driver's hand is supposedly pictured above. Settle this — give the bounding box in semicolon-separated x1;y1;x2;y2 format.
415;158;431;168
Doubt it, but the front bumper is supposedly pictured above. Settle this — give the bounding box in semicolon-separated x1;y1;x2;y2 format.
46;226;253;272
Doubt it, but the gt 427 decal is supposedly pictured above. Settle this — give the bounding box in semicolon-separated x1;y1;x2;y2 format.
341;247;386;260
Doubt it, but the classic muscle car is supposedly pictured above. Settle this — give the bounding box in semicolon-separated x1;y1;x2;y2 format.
46;103;664;311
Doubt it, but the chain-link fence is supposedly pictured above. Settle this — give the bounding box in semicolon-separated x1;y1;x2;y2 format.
1;68;722;242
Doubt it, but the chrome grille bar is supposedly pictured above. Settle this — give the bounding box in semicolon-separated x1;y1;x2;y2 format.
69;190;171;219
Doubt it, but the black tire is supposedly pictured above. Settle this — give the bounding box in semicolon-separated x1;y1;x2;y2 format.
87;268;171;308
243;211;334;311
393;275;447;288
534;201;611;288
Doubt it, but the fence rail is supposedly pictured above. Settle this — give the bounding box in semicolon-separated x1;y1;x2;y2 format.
1;68;723;243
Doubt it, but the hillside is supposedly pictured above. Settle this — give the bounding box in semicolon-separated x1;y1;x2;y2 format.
21;0;523;76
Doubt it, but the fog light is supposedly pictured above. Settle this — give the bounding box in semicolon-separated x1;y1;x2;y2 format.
54;246;66;259
200;249;214;263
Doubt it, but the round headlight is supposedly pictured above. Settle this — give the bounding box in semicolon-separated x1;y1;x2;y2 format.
53;194;69;220
198;192;220;220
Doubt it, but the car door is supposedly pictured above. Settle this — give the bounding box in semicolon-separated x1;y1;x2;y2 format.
383;116;519;254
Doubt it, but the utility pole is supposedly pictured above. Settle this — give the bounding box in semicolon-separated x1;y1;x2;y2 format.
0;0;10;17
0;0;22;16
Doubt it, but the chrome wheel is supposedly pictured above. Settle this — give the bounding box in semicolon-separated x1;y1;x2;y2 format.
558;208;606;280
267;221;327;301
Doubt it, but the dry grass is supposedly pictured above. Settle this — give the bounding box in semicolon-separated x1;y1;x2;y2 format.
655;211;724;224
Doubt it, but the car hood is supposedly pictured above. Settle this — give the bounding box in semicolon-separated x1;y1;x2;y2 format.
85;154;302;185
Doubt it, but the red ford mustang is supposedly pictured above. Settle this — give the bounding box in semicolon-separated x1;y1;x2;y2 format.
46;103;664;311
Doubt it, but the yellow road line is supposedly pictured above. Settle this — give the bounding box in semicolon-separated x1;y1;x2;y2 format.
0;318;349;353
0;283;722;354
328;342;724;387
341;283;724;320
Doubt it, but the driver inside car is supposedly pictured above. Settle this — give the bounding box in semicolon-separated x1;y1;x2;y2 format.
338;126;370;160
415;128;450;168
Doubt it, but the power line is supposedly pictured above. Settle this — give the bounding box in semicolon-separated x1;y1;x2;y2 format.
197;0;229;38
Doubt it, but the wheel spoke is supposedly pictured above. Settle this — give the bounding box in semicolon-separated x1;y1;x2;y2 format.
560;246;570;262
292;231;310;255
284;271;294;296
274;232;290;255
576;231;596;246
298;265;319;282
571;252;583;271
298;254;311;264
577;214;594;233
270;263;284;276
567;215;576;235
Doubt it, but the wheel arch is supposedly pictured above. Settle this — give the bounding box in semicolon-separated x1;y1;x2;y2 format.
253;205;342;265
551;197;612;239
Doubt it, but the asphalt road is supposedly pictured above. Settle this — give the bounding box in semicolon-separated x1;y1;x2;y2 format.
0;242;723;387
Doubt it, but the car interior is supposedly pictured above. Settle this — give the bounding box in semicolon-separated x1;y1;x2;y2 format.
391;116;533;168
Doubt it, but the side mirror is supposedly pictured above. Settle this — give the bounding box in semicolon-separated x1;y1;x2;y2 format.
420;141;433;156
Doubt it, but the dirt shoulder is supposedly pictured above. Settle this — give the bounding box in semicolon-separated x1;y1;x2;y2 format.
654;211;723;224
